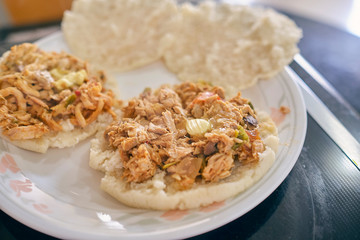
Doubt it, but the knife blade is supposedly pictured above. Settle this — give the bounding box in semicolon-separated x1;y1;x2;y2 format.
287;67;360;170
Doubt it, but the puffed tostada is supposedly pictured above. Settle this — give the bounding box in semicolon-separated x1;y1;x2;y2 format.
164;1;302;96
62;0;179;72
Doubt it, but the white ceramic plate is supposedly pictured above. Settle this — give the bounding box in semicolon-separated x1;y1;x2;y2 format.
0;32;306;240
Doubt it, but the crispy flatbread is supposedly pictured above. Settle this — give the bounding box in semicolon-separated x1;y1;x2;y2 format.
163;2;302;96
62;0;179;72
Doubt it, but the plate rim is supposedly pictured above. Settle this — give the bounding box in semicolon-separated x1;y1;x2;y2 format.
0;31;307;240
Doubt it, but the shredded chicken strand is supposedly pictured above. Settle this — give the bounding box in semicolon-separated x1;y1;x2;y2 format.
0;43;115;140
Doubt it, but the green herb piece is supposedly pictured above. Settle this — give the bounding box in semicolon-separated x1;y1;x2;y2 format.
65;94;76;107
248;101;254;110
232;143;242;150
237;125;249;141
162;161;178;170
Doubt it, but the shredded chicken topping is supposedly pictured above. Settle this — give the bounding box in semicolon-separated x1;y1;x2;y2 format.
0;43;115;140
105;82;265;190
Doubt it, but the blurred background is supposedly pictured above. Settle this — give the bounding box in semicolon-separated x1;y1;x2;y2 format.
0;0;72;43
0;0;360;42
227;0;360;37
1;0;359;112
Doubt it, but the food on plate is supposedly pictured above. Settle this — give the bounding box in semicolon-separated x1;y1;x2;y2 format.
62;0;179;72
90;82;279;210
62;0;301;95
163;1;302;96
0;43;118;153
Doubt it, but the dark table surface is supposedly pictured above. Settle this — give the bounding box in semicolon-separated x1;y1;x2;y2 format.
1;11;360;240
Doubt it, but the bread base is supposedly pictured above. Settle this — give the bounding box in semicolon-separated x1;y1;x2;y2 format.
2;112;115;153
